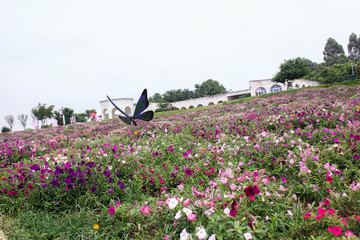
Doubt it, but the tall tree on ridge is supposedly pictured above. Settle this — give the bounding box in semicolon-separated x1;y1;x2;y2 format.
348;32;360;60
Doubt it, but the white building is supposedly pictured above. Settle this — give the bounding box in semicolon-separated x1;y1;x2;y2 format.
100;79;320;120
249;79;319;96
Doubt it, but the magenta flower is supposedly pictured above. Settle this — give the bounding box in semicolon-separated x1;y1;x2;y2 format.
326;175;333;183
109;206;115;215
328;225;342;236
317;207;327;216
303;210;311;219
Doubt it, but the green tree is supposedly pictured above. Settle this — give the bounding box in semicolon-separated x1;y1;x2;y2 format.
73;113;87;123
272;57;311;90
323;38;346;66
149;93;163;102
194;79;226;97
85;109;97;121
31;103;54;127
348;33;360;60
54;107;74;126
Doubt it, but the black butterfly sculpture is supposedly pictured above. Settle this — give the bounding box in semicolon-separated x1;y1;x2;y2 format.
107;89;154;126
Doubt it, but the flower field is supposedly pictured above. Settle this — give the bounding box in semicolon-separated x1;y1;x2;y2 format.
1;85;360;239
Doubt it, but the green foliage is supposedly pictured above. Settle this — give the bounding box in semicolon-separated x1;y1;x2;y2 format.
31;103;54;126
323;37;345;65
347;32;360;60
162;89;195;102
155;102;178;112
305;61;359;83
150;79;226;103
194;79;227;97
272;57;311;89
1;126;10;133
54;107;74;126
73;113;87;122
149;93;163;102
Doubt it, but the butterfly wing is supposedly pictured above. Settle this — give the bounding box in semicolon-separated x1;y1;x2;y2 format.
133;89;150;118
107;95;134;125
107;95;131;118
119;115;132;125
135;110;154;122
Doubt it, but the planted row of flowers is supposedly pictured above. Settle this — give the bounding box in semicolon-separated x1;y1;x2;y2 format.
1;86;360;239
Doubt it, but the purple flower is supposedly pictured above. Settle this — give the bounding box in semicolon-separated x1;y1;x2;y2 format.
30;164;40;171
117;181;125;189
51;179;60;187
91;186;97;192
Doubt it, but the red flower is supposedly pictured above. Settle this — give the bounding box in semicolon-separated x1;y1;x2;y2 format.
244;185;261;201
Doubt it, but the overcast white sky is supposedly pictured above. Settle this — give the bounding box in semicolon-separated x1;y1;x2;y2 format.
1;0;359;131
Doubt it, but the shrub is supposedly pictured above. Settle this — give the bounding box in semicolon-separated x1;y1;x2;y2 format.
1;126;10;133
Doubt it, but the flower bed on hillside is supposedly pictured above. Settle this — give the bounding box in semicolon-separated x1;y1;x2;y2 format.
1;86;360;239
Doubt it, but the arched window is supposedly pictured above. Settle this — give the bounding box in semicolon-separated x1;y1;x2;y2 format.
103;108;109;119
255;87;267;95
197;104;203;108
295;84;299;88
125;106;131;115
270;85;282;93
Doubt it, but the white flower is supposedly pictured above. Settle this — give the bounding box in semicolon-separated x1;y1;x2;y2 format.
180;228;193;240
244;232;252;240
208;234;216;240
175;210;182;220
168;198;179;209
224;207;230;216
182;207;192;216
195;226;207;240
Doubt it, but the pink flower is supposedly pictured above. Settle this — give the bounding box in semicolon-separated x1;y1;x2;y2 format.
303;211;311;219
187;213;197;221
324;198;331;205
157;201;164;206
328;208;335;216
318;207;327;216
344;230;354;238
328;225;342;236
108;206;115;215
355;216;360;221
183;199;191;206
141;205;151;215
326;175;333;183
